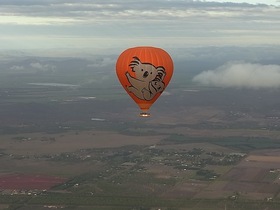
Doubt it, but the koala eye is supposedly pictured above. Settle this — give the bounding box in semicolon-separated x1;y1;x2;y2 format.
150;72;152;74
141;69;144;71
155;82;157;85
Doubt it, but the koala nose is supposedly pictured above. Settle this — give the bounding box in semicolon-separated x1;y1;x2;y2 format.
143;71;149;78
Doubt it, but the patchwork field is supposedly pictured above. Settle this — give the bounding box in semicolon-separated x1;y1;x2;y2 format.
209;150;280;200
0;129;279;208
0;84;280;209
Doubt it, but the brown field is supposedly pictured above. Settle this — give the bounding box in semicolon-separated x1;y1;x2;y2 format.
224;167;267;182
157;126;280;139
246;155;280;163
0;174;66;190
0;130;164;155
0;158;97;178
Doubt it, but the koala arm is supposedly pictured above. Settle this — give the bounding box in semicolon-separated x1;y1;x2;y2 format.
125;71;145;91
126;72;136;85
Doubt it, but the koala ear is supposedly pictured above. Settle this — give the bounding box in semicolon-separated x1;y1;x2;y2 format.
129;56;141;67
156;66;166;81
132;56;140;61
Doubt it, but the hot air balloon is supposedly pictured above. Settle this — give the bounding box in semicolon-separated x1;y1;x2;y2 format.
116;46;174;117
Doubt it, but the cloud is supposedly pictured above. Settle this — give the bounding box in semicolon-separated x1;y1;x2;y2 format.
30;62;56;71
193;62;280;89
10;65;24;71
0;1;280;49
87;57;115;68
8;61;56;73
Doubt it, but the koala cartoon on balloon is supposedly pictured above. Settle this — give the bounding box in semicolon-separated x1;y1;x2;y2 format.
125;56;166;101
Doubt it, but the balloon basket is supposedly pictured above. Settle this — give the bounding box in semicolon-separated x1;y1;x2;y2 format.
139;112;150;117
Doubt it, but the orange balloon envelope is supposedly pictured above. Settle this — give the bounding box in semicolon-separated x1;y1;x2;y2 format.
116;46;174;117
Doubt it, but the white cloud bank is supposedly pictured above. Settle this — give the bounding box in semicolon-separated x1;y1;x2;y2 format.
193;62;280;89
9;62;56;73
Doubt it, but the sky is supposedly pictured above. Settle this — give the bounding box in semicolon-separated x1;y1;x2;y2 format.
1;0;280;90
0;0;280;51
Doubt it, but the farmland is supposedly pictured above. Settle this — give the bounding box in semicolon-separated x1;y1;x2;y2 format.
0;74;280;209
0;129;280;209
